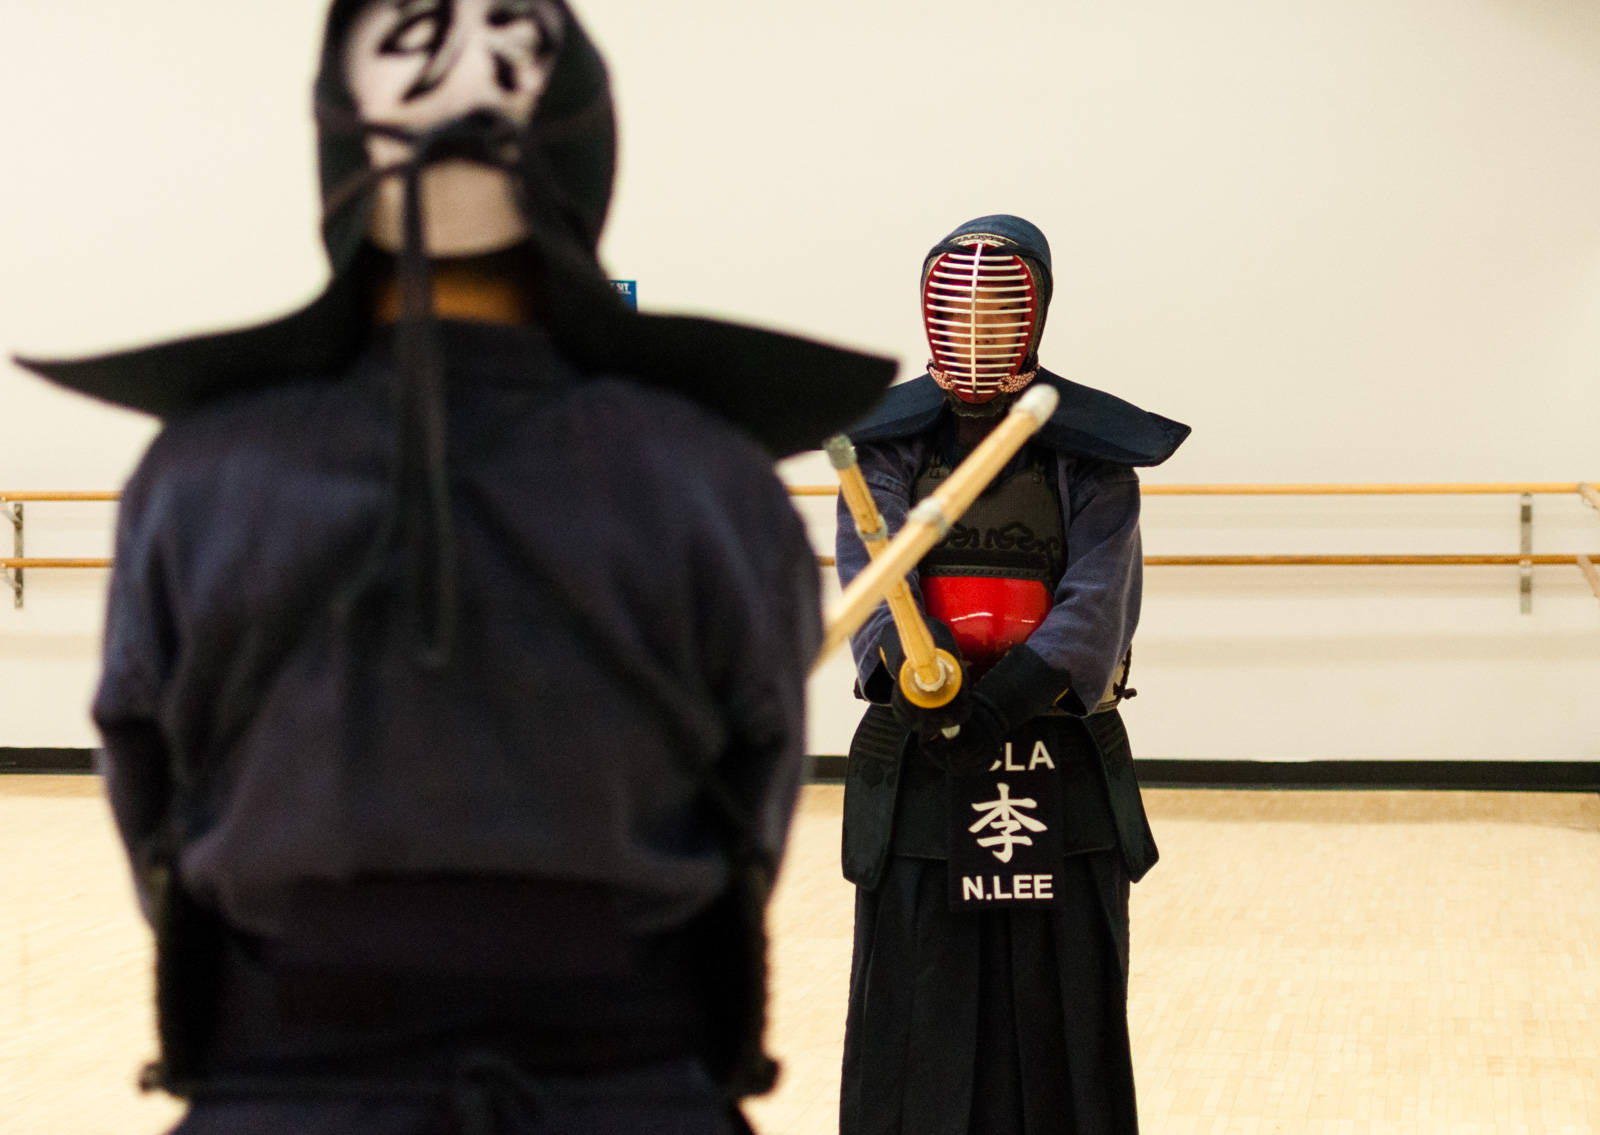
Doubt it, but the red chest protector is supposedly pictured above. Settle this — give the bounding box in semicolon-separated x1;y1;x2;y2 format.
913;450;1064;673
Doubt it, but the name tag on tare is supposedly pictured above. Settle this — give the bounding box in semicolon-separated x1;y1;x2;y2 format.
947;734;1065;909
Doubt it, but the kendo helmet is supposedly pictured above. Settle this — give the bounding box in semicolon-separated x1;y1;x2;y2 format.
337;0;569;259
921;215;1053;405
15;0;897;667
16;0;893;458
318;0;616;286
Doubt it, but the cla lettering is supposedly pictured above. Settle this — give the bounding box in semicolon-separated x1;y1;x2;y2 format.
989;740;1057;772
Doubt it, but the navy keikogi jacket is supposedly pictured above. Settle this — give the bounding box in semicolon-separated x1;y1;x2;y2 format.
94;321;820;940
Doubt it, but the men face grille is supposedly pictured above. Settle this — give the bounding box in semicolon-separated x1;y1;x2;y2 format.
923;244;1038;402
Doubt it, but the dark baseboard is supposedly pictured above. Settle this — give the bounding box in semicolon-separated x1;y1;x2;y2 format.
1135;759;1600;791
11;749;1597;793
808;755;1600;792
808;755;849;782
0;747;95;773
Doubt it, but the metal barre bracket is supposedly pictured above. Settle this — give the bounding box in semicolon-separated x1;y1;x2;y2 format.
4;502;21;609
1519;493;1533;615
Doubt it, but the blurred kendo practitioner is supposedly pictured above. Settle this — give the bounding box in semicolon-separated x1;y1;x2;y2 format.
19;1;893;1132
835;215;1189;1135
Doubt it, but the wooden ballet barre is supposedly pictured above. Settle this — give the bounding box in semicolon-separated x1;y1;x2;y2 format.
11;484;1592;503
1;493;121;608
814;553;1599;569
0;558;112;569
0;491;120;502
791;482;1594;498
1137;482;1587;496
3;486;1593;582
1141;554;1594;566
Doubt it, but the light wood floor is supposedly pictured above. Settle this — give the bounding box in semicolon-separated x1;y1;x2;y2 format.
4;778;1597;1134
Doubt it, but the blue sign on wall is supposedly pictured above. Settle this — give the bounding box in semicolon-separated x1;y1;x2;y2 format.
610;280;637;310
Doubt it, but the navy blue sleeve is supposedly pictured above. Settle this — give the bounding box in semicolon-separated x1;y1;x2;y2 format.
1015;456;1143;714
658;400;823;874
700;481;823;869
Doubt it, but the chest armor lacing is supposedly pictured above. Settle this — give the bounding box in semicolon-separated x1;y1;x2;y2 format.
911;447;1064;671
912;448;1065;585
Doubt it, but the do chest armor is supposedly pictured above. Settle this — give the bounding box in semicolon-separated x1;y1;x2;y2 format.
912;448;1064;673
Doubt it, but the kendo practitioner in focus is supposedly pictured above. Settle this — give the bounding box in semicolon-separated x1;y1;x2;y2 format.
835;215;1189;1135
17;2;894;1132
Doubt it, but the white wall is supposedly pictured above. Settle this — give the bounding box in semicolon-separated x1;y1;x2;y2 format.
3;1;1597;756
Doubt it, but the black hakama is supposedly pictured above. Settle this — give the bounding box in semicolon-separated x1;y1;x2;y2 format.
841;849;1136;1135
